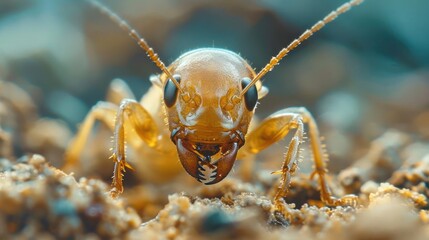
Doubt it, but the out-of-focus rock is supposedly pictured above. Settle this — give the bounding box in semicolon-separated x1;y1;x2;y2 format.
0;155;141;239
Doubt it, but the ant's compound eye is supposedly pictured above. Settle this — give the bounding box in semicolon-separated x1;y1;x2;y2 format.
241;77;258;111
164;74;181;108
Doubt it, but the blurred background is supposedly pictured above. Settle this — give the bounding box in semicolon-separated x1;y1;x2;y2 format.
0;0;428;171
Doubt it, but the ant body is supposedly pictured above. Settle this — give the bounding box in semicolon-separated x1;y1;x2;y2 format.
65;0;364;212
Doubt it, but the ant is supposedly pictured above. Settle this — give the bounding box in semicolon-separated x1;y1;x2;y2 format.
65;0;364;213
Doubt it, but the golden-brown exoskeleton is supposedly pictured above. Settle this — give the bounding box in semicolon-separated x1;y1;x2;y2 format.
65;0;364;212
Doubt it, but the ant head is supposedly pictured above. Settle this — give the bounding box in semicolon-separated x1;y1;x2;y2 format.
161;49;257;184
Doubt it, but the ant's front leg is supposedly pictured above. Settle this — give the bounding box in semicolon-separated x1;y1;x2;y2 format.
64;79;134;171
64;79;160;197
64;101;118;170
243;107;357;213
110;99;159;197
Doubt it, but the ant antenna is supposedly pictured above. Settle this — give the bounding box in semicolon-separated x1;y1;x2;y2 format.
240;0;364;97
87;0;182;91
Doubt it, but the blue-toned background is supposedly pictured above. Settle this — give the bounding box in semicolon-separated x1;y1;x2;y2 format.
0;0;428;169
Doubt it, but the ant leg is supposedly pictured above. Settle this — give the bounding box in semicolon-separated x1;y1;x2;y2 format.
64;79;135;170
243;107;357;211
110;99;158;197
64;99;159;197
295;108;357;206
63;101;117;170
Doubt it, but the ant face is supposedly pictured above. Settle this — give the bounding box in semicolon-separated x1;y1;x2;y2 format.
163;49;255;183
